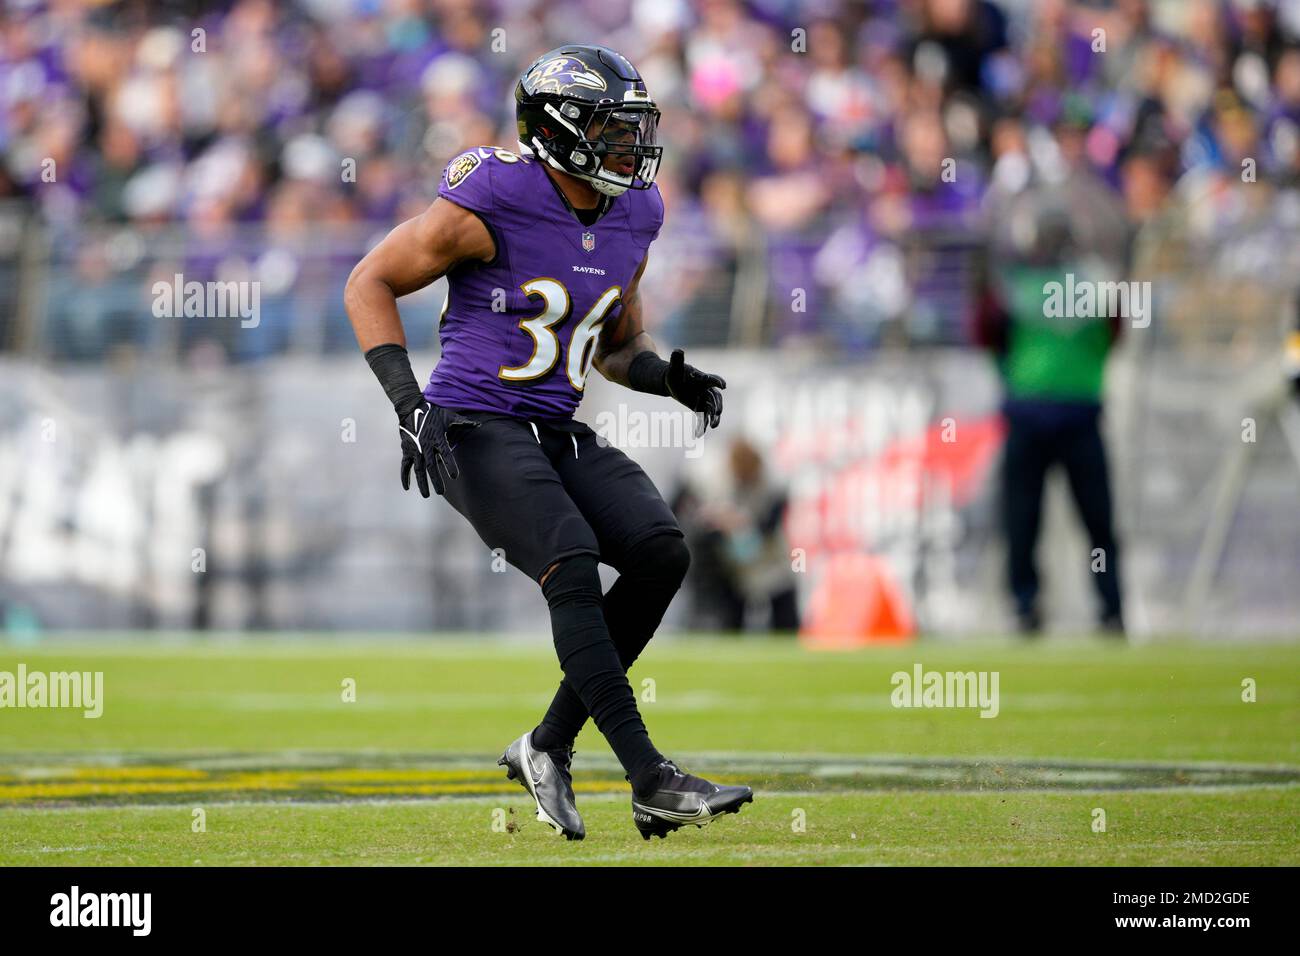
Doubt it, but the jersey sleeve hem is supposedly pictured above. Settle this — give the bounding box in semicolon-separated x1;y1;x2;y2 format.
437;195;500;269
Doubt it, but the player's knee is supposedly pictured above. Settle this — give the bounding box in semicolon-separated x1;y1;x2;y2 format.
628;533;690;589
539;554;603;609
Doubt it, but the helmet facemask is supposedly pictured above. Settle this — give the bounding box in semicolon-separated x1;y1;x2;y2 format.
531;99;662;197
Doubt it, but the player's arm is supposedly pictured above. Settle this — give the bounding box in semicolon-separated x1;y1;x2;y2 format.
594;253;726;435
344;197;493;353
343;198;494;497
593;254;657;386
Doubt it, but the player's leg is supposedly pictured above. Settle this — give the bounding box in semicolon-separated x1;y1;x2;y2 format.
436;414;664;838
533;551;666;779
535;424;753;839
1003;415;1051;633
1059;416;1124;633
529;531;690;752
530;423;688;751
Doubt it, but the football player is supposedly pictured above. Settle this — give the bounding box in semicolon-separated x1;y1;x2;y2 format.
344;44;752;841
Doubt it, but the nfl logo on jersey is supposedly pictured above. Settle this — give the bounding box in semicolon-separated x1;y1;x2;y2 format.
582;231;596;252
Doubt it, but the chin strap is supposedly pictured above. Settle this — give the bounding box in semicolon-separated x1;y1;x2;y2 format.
527;137;631;197
585;176;630;197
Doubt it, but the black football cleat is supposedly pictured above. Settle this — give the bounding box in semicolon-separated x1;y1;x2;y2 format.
497;732;585;840
630;759;753;840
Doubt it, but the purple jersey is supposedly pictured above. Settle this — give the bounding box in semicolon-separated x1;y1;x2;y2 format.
424;146;664;420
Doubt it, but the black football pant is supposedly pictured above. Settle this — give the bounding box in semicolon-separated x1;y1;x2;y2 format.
435;410;684;777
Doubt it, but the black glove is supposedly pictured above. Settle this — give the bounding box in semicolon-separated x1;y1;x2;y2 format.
665;349;725;437
398;400;479;498
365;343;480;498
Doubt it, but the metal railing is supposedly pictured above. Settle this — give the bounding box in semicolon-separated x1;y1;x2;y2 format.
1;204;992;358
1118;176;1300;635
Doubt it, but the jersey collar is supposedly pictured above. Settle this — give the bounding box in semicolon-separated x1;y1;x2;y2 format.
541;164;614;226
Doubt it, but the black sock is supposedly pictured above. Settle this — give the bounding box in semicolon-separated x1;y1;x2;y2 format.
533;535;689;754
630;762;668;797
530;722;563;752
540;556;662;776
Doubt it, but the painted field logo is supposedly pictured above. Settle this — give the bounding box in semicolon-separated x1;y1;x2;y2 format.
593;407;707;459
1042;273;1151;329
152;273;261;328
50;886;150;936
890;664;999;718
0;664;103;718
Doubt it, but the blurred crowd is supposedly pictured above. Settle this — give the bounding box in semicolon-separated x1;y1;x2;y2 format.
3;0;1300;353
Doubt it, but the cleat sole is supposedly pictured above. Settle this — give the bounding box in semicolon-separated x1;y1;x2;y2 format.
633;789;754;841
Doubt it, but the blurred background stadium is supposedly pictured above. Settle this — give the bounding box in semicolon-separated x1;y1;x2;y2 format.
2;0;1299;640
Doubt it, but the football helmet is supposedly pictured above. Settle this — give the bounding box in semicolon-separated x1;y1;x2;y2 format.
515;44;662;197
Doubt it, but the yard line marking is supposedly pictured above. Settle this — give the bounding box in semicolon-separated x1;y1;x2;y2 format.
1;752;1297;806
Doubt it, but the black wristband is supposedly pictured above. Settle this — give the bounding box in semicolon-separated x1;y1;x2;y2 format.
364;343;425;418
627;350;670;396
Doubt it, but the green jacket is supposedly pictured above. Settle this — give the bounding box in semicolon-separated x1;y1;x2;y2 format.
988;265;1117;405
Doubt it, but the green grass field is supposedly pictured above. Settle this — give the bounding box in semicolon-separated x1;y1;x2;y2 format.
1;636;1297;865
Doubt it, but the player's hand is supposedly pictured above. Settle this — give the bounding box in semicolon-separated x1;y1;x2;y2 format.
665;349;725;438
398;400;479;497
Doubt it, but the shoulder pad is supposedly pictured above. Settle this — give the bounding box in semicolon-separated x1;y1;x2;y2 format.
439;146;533;214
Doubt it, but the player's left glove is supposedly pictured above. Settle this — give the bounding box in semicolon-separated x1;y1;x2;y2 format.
627;348;725;438
664;349;725;437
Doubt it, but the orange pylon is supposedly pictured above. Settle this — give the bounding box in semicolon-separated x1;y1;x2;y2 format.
799;553;916;648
